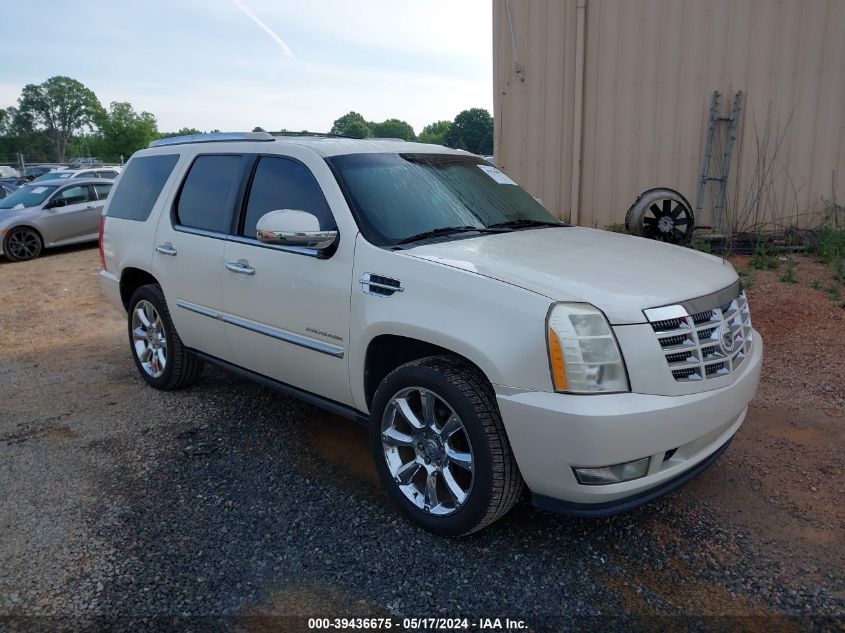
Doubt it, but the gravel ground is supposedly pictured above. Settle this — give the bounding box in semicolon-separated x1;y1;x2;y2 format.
1;246;843;631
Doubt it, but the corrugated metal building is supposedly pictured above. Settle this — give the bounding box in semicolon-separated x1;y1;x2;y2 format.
493;0;845;231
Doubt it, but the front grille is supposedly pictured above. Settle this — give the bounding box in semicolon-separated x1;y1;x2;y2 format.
646;289;753;382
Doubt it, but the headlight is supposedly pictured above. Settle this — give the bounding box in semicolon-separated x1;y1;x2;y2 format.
546;303;629;393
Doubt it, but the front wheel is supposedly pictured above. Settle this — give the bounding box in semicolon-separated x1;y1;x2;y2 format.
370;356;523;536
127;284;203;390
4;227;43;261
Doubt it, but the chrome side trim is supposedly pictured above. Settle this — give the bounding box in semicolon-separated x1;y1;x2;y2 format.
174;224;228;241
226;235;322;258
176;300;344;358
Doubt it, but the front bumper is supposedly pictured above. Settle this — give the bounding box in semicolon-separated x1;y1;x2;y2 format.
496;330;762;512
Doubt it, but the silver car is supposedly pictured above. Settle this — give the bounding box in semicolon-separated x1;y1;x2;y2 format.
0;179;113;261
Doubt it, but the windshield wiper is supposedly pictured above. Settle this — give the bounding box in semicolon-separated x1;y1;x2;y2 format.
394;226;500;246
486;219;565;230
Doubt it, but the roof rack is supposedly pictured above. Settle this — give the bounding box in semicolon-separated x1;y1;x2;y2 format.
271;131;350;139
149;131;275;148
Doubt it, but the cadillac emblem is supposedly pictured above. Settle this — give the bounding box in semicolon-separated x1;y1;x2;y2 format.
720;326;736;354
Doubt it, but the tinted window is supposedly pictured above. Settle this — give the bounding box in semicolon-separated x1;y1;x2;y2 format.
100;170;119;179
240;156;334;238
107;154;179;221
176;155;242;233
93;184;112;200
55;185;91;204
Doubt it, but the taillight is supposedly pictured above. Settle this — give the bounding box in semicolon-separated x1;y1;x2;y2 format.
98;216;106;270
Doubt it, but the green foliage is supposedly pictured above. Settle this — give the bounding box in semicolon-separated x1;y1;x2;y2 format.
17;76;103;162
418;120;452;145
252;126;265;132
370;118;416;141
816;227;845;267
737;268;756;289
826;284;842;302
603;223;627;233
92;101;158;161
834;259;845;284
445;108;493;154
751;241;778;270
158;128;203;139
331;111;371;138
779;259;797;284
690;239;712;253
810;278;823;290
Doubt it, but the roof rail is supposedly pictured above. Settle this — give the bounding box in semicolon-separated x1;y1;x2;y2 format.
149;131;275;148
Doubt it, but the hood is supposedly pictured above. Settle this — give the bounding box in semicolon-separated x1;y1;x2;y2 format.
402;227;738;324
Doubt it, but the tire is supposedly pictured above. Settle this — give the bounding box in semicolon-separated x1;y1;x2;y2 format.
3;227;43;262
370;356;523;536
624;187;695;244
127;284;203;390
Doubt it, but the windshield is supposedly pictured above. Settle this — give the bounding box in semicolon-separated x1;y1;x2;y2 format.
0;184;58;209
33;172;73;182
327;153;563;246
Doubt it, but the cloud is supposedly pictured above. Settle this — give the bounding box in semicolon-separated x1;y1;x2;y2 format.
231;0;294;59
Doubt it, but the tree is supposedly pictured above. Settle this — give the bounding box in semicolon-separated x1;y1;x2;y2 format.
158;127;203;139
445;108;493;155
96;101;158;161
370;118;416;141
418;120;452;145
331;111;371;138
252;126;265;132
17;76;103;162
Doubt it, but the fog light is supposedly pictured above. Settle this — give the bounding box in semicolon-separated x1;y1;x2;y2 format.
574;457;650;485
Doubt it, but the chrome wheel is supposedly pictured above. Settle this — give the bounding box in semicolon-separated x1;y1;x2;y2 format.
131;300;167;378
7;229;41;260
381;387;474;516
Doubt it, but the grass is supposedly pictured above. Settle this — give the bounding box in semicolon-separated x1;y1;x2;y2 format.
690;239;712;254
738;268;757;290
826;284;842;302
779;259;798;284
604;223;627;234
811;278;823;290
816;227;845;266
751;240;779;270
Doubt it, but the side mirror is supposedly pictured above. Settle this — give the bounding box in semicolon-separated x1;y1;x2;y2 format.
256;210;338;251
45;198;66;209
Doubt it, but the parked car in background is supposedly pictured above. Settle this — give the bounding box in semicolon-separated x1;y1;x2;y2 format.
0;178;113;261
69;157;104;168
99;132;762;536
0;182;18;199
32;167;122;183
0;165;21;179
22;164;64;182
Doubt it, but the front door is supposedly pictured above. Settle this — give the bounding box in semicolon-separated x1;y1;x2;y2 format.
40;184;101;243
221;154;354;406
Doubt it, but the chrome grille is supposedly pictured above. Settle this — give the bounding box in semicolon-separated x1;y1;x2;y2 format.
645;288;753;382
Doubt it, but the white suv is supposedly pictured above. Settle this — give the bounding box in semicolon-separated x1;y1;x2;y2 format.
99;132;763;536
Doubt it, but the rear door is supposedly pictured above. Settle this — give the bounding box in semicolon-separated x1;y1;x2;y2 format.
152;153;249;364
40;183;100;243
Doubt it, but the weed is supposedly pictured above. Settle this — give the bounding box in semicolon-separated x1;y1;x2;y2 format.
810;278;823;290
604;223;627;234
690;239;712;253
738;268;757;290
779;260;797;284
816;227;845;266
826;284;842;302
834;259;845;284
751;240;778;270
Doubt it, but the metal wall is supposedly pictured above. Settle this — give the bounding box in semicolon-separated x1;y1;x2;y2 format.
493;0;845;230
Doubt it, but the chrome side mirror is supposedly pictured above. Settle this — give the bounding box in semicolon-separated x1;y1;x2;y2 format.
255;210;338;251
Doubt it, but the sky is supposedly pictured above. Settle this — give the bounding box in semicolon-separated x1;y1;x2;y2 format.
0;0;493;135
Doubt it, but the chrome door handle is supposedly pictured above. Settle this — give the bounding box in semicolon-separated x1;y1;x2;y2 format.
155;243;177;256
226;261;255;275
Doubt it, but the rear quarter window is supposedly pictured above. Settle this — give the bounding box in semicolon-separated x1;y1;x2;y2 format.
106;154;180;221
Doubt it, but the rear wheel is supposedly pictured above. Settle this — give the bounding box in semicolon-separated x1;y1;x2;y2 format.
370;356;523;536
4;227;43;261
127;284;203;390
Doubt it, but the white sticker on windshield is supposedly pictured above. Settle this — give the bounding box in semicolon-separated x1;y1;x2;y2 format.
30;187;47;193
12;204;24;210
477;164;517;185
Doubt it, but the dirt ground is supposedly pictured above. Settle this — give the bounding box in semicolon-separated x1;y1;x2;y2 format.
0;244;843;628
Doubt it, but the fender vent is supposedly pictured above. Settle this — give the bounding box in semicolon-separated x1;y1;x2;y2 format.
360;273;403;297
